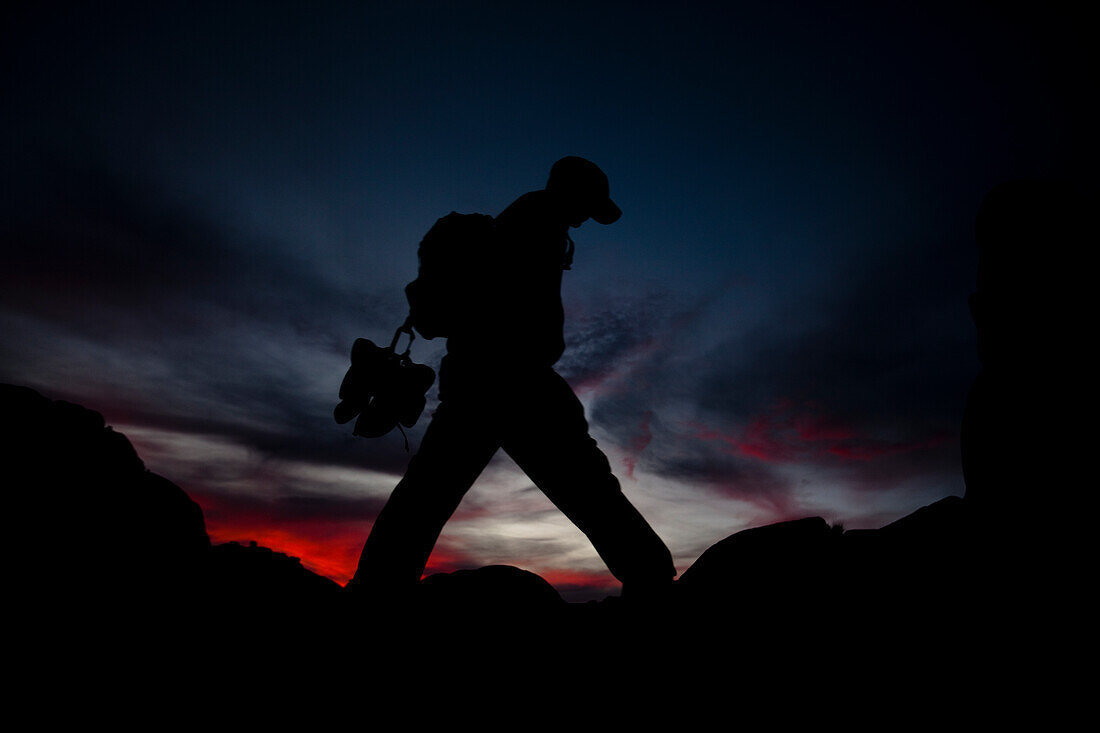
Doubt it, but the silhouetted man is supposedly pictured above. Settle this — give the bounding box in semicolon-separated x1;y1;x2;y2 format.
350;157;676;600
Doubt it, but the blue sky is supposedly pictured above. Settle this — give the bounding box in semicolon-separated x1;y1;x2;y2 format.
2;1;1093;600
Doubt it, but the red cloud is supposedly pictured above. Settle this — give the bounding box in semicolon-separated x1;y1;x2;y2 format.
423;547;481;576
187;490;370;585
201;504;481;586
540;568;619;600
204;516;368;586
571;337;660;398
190;489;618;596
688;399;947;465
622;410;654;480
827;432;949;461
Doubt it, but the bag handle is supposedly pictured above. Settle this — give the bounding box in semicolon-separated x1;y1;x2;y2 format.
389;316;416;356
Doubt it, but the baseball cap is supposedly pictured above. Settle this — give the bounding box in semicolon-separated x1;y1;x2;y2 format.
546;156;622;224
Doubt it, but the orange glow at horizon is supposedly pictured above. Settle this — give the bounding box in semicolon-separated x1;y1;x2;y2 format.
199;504;621;596
203;518;368;586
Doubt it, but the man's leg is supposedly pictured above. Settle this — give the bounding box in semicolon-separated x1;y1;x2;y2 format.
350;399;499;594
501;369;676;591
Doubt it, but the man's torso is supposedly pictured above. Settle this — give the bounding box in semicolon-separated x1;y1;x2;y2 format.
445;190;570;367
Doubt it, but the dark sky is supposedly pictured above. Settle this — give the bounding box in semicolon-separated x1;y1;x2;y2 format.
2;1;1094;599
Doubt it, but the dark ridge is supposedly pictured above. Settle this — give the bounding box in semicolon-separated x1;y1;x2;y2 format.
0;381;1038;638
0;377;1073;698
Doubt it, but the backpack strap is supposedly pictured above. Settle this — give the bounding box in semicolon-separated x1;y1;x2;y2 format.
389;316;417;356
389;315;424;453
562;232;575;270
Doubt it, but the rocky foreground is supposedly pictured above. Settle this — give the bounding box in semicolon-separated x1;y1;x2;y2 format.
3;382;1071;684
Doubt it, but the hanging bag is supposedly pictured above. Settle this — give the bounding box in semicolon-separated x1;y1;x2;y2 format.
334;320;435;450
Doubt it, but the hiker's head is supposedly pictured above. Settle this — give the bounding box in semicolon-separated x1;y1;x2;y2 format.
546;156;622;228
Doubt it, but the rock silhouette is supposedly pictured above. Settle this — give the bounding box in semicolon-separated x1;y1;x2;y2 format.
962;179;1093;534
1;383;343;620
3;384;208;596
1;381;970;626
0;383;987;639
0;377;1058;700
418;564;568;615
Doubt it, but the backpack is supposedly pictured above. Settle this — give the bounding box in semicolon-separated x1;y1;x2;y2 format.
404;211;495;339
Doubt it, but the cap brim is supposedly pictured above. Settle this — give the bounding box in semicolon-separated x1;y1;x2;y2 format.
591;198;622;225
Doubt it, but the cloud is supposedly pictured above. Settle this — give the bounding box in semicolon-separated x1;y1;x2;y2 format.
197;504;372;586
685;398;951;467
0;159;441;586
1;159;427;475
556;289;673;393
621;410;653;480
567;218;974;537
1;160;403;336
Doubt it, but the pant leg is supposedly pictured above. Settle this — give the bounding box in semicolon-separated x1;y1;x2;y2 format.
350;398;500;592
500;369;676;587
